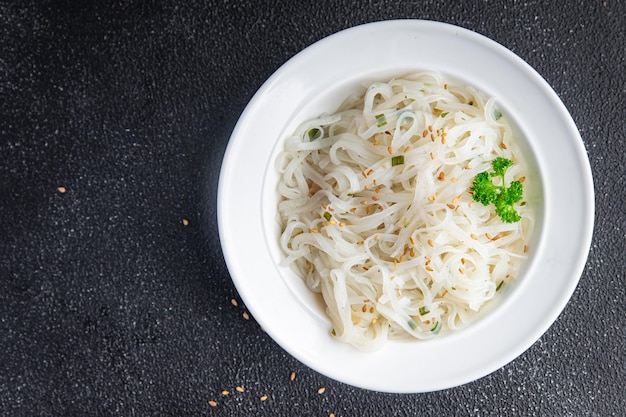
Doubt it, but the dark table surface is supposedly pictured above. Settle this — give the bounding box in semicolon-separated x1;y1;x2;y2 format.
1;1;625;416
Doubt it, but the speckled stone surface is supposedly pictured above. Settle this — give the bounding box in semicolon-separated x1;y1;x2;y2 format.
1;1;624;416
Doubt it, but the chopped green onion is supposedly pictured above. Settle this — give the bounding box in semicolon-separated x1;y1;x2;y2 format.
493;109;502;120
346;193;354;197
308;128;322;141
323;211;332;221
496;281;504;291
330;328;336;336
440;111;449;118
451;286;456;290
419;306;430;316
408;319;418;330
391;155;405;167
375;113;387;127
430;321;442;334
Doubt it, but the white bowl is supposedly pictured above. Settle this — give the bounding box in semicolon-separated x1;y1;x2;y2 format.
217;20;594;393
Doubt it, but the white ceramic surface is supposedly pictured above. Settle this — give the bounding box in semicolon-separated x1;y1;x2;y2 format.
217;20;594;393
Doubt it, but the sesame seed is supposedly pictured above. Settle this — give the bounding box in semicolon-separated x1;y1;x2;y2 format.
362;304;367;313
231;298;238;307
372;195;379;201
236;386;245;393
422;129;429;137
501;142;508;149
404;146;411;152
524;245;528;253
290;371;296;381
438;172;445;181
461;258;466;264
373;140;381;146
57;186;66;193
222;390;230;396
372;318;378;324
441;136;446;144
409;236;415;245
425;266;434;272
311;228;319;233
182;218;189;226
360;200;368;205
427;239;434;247
429;152;434;160
430;134;435;142
318;387;326;394
208;400;217;407
242;312;250;320
260;395;268;401
470;233;478;240
373;179;378;185
339;222;346;227
519;176;526;183
444;83;448;89
387;146;393;154
450;177;458;183
369;307;375;313
447;203;455;209
428;125;433;132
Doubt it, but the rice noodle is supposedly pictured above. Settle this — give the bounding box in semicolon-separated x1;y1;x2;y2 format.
276;72;533;351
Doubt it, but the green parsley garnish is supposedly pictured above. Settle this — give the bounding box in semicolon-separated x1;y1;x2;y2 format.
308;128;322;141
469;157;523;223
375;113;387;127
391;155;405;167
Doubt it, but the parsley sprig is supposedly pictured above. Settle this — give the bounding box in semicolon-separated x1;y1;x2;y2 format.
469;157;523;223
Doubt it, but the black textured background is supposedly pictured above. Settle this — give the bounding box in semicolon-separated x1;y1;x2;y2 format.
1;1;625;416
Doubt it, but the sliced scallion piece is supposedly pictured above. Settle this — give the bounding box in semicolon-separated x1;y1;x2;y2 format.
391;155;405;167
430;320;442;334
375;113;387;127
419;306;430;316
323;211;332;221
440;111;449;118
308;128;322;141
496;281;504;291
